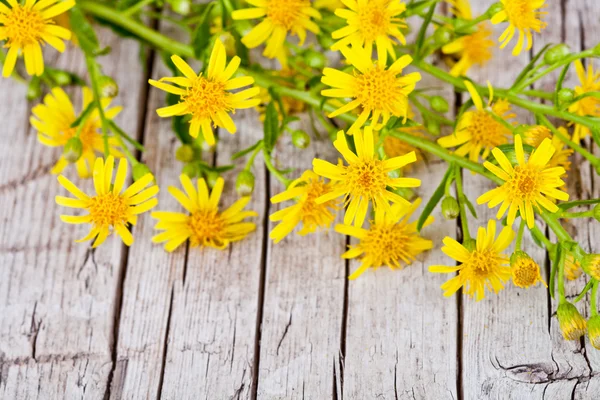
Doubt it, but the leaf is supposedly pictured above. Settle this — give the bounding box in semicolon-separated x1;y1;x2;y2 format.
69;6;100;56
414;4;435;59
461;194;478;219
70;102;96;128
191;3;215;59
232;140;263;160
417;166;453;231
108;120;145;152
263;102;279;152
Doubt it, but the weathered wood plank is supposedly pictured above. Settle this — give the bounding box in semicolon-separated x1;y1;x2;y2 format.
256;115;346;399
0;27;146;398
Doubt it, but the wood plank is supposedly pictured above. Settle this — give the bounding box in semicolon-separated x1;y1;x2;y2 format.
0;28;146;398
256;115;346;398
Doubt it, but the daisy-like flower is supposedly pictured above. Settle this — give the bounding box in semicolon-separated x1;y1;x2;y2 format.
321;45;421;134
438;81;515;163
269;170;339;243
313;127;420;227
429;219;515;301
568;60;600;142
56;156;159;247
331;0;407;62
152;175;257;251
522;125;572;173
510;251;546;288
314;0;344;11
336;199;433;279
1;0;75;77
231;0;321;59
149;39;260;146
32;87;123;179
490;0;548;56
477;134;569;228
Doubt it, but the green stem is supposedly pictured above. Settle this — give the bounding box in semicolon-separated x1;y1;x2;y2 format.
558;244;567;302
84;55;111;156
530;225;554;251
574;279;593;303
521;89;554;101
561;210;594;219
264;151;292;187
559;198;600;210
592;280;599;316
515;219;526;251
245;143;263;170
114;134;138;165
454;165;470;241
122;0;155;17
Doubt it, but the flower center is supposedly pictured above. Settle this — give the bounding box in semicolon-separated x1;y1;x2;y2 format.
462;25;493;65
354;66;404;112
465;110;511;149
183;76;231;119
88;193;129;227
3;5;46;46
298;180;337;228
512;258;540;287
466;248;498;277
503;0;546;31
266;0;307;30
361;222;412;266
507;165;540;201
188;209;226;246
356;1;392;41
345;158;387;200
523;125;552;148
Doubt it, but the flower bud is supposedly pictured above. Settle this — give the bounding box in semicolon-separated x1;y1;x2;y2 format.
318;34;335;50
557;301;587;340
433;27;453;46
581;254;600;280
452;19;476;34
304;49;327;69
97;75;119;98
63;137;83;163
205;171;220;188
176;144;195;163
594;204;600;222
292;130;310;149
182;163;198;178
588;315;600;350
544;44;571;65
48;69;72;86
236;169;255;196
427;119;440;135
593;43;600;56
486;2;504;17
170;0;191;15
557;88;575;105
430;96;449;113
27;78;42;101
510;251;545;288
133;163;154;182
441;196;459;220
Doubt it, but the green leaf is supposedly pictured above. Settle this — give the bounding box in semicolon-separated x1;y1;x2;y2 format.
191;3;215;59
549;244;561;299
232;140;263;160
417;166;453;231
414;4;435;59
461;194;478;219
69;6;100;56
108;120;145;152
263;102;279;152
70;102;96;128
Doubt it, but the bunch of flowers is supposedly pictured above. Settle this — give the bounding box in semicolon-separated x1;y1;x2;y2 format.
3;0;600;346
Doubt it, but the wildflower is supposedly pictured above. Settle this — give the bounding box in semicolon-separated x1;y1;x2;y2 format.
321;45;421;134
313;127;420;227
490;0;548;56
510;251;546;288
438;81;515;162
336;199;433;279
568;60;600;141
477;134;569;228
314;0;343;11
382;127;428;166
32;87;123;179
581;254;600;280
149;39;260;146
331;0;407;62
56;156;158;247
232;0;321;59
269;170;339;243
565;254;583;280
152;175;257;251
522;125;572;172
0;0;75;77
429;219;515;301
588;315;600;350
556;301;587;340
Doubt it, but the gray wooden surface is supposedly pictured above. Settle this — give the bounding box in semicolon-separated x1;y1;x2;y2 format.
0;1;599;399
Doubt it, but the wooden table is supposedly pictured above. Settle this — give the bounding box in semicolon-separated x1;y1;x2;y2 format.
1;1;599;398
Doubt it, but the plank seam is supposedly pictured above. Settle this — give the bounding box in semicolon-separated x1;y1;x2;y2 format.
156;288;175;399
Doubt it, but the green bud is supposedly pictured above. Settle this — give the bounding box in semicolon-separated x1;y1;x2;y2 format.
588;315;600;350
581;254;600;280
205;171;219;188
291;130;310;149
513;125;531;137
97;75;119;98
48;69;72;86
433;27;453;46
441;196;460;220
63;137;83;163
176;144;195;163
133;163;154;182
593;204;600;222
486;2;504;17
453;19;476;34
557;301;587;340
544;44;571;65
304;49;327;69
170;0;191;15
182;163;199;178
236;169;255;196
557;88;575;105
426;119;440;135
26;78;42;101
317;33;335;50
430;96;449;113
593;43;600;56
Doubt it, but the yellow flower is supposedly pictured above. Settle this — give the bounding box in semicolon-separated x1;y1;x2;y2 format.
232;0;321;59
522;125;573;172
149;39;260;147
255;68;306;120
582;254;600;280
314;0;344;11
56;156;158;247
438;81;515;162
429;219;515;301
0;0;74;77
556;301;587;340
269;170;339;243
336;199;433;279
313;127;420;227
442;23;494;76
152;175;257;251
331;0;407;62
383;127;427;166
32;87;123;179
490;0;548;56
564;254;583;280
321;45;421;134
446;0;472;19
568;60;600;142
510;251;546;288
477;134;569;228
